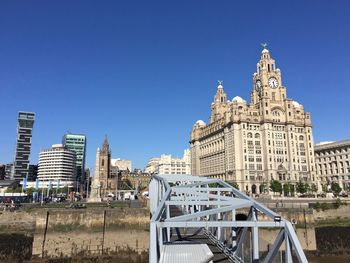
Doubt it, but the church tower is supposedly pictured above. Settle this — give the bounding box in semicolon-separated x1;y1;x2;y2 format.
99;135;111;196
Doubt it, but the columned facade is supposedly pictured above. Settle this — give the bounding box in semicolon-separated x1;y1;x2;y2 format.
315;140;350;190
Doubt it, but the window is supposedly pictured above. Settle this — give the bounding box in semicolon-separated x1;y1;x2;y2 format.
272;92;276;101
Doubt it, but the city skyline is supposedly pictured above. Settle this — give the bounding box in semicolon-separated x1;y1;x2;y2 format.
1;1;350;170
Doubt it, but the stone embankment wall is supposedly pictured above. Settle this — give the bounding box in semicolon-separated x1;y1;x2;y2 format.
0;210;36;232
1;205;350;260
33;207;149;230
313;205;350;221
0;207;150;260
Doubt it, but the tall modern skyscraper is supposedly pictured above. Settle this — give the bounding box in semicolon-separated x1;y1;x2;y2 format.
62;134;87;185
13;112;35;181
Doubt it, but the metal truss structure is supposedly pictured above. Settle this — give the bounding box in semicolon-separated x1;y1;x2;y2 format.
149;174;308;263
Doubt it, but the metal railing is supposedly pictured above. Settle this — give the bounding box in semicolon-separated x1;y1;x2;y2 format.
149;174;308;263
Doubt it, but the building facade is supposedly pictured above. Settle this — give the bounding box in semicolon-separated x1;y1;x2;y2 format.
111;159;132;171
38;144;76;188
190;47;317;194
28;164;38;181
0;165;5;180
13;112;35;181
145;149;191;175
4;163;14;180
315;140;350;190
62;134;87;187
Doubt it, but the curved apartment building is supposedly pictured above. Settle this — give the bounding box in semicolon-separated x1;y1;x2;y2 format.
38;144;76;188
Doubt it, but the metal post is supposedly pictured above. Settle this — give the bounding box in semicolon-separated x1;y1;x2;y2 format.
41;211;49;258
149;222;158;263
252;208;259;262
232;209;237;249
217;190;221;241
285;230;292;263
159;226;163;251
102;209;107;254
166;204;170;241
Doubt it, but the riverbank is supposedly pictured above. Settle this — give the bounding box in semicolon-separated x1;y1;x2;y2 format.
1;205;350;262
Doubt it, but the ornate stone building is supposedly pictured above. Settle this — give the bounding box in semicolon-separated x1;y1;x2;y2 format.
190;47;317;194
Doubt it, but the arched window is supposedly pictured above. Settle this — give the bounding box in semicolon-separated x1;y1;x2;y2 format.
299;135;304;141
255;133;260;139
247;132;253;138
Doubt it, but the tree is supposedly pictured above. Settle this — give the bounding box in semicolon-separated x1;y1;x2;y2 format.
346;184;350;193
331;182;342;194
305;183;310;193
63;185;69;194
296;181;309;194
5;187;22;193
269;180;282;195
290;184;296;197
227;181;239;190
259;183;267;194
283;183;292;197
321;184;328;193
26;187;36;196
119;179;134;190
311;183;318;193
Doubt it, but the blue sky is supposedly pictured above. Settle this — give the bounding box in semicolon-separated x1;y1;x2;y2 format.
1;1;350;170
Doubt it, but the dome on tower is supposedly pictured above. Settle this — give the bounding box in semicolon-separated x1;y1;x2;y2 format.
292;101;303;108
195;120;206;127
261;48;269;54
232;96;246;104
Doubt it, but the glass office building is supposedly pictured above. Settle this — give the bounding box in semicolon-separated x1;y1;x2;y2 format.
62;134;86;185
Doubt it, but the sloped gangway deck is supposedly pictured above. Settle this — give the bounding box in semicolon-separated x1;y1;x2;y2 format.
149;174;308;263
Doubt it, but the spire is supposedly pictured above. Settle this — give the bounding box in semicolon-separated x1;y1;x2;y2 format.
103;134;108;146
102;135;109;153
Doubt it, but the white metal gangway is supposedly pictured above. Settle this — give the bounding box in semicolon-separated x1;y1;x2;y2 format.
149;174;308;263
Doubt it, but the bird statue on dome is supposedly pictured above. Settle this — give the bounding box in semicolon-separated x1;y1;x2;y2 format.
261;43;268;49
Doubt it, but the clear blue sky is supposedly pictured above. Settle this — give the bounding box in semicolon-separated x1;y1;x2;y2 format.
1;1;350;171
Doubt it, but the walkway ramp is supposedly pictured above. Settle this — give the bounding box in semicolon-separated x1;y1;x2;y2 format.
149;174;308;263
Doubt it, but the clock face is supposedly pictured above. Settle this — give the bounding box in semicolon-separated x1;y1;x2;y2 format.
268;77;278;89
255;80;262;92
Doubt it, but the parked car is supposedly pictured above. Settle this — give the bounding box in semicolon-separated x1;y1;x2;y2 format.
317;193;326;198
339;192;349;198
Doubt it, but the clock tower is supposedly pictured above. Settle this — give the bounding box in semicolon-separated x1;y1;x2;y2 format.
251;45;287;120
